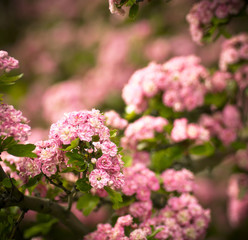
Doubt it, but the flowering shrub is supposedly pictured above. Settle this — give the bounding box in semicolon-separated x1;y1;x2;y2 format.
1;0;248;239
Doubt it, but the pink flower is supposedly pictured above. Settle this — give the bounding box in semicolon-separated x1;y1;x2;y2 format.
161;168;195;193
101;141;118;157
0;103;31;142
0;50;19;72
171;118;188;142
89;169;110;189
104;110;128;130
96;155;113;170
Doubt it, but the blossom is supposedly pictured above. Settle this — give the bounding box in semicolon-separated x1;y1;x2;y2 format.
104;110;128;130
0;103;31;142
89;169;110;189
187;0;245;45
161;168;195;193
121;116;168;150
0;50;19;72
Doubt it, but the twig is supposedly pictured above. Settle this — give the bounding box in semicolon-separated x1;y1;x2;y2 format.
45;175;71;195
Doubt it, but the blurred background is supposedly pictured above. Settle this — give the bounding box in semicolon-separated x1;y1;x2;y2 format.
1;0;248;239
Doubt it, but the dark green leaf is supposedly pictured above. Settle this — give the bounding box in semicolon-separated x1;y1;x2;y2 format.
204;92;227;108
24;219;58;238
76;178;92;192
2;137;16;150
77;193;100;216
7;143;37;158
189;142;215;156
129;4;139;19
92;135;100;142
231;141;247;150
151;146;184;172
22;174;42;188
1;178;12;188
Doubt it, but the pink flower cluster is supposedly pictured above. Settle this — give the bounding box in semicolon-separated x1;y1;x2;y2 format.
162;56;208;112
49;109;124;190
0;103;31;142
122;163;160;201
151;194;211;240
171;118;210;143
186;0;245;45
235;148;248;171
219;33;248;71
18;109;124;190
85;214;149;240
121;116;168;150
219;34;248;90
122;63;166;114
104;110;128;130
227;174;248;227
199;104;241;145
19;139;64;178
161;168;195;193
122;56;208;114
0;50;19;72
205;71;231;92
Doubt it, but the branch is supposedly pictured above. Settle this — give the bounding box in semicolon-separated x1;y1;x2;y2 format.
0;165;88;237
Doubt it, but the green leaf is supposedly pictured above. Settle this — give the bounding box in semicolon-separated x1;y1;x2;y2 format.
231;141;247;150
22;174;42;188
24;219;58;238
126;0;136;6
189;142;215;157
62;138;79;151
110;129;117;138
122;155;132;167
61;167;80;173
77;193;100;216
0;73;23;86
88;163;94;173
113;196;135;210
76;178;92;192
92;135;100;142
151;146;184;172
129;4;139;19
104;186;123;209
2;137;16;150
1;178;12;188
7;143;37;158
147;227;163;240
204;92;227;108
